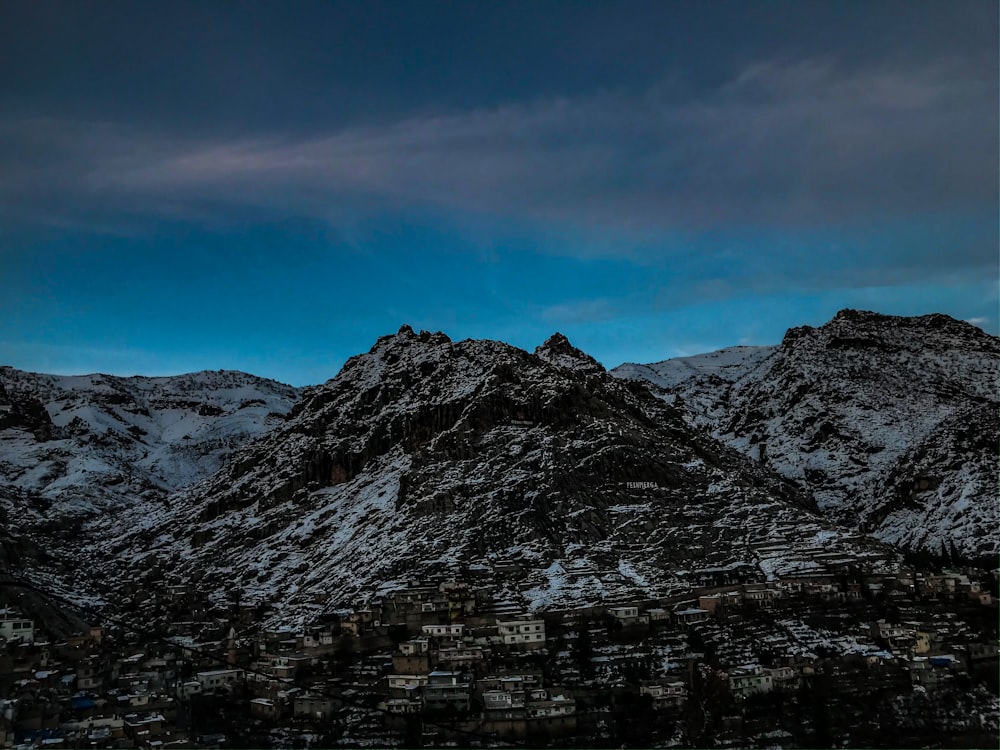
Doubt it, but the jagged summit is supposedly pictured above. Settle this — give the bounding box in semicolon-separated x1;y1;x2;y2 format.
782;309;996;353
366;324;452;351
540;331;573;348
831;308;980;330
534;332;605;374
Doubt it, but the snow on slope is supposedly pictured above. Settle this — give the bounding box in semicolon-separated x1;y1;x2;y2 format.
614;345;777;391
0;366;300;517
611;310;999;558
93;327;895;626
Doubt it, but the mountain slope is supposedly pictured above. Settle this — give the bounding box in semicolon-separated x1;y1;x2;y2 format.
611;310;999;559
0;366;301;608
0;366;300;512
99;327;893;626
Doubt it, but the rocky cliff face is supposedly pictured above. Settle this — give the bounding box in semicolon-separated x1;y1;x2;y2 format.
94;327;892;626
612;310;999;560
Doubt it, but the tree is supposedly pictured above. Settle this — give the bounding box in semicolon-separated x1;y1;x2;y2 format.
685;665;732;747
612;691;655;746
387;623;410;645
573;620;595;680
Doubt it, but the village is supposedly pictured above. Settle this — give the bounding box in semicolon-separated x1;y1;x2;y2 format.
0;564;997;749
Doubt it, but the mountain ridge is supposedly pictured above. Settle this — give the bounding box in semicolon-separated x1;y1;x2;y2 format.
611;308;999;560
88;327;892;627
1;309;992;626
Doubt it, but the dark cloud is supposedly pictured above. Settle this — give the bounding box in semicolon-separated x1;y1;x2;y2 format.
1;57;995;243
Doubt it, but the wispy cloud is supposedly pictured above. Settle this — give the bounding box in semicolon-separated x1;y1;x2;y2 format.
1;58;995;242
537;299;620;326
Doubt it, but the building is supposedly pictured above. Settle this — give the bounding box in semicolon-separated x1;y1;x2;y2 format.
0;615;33;644
399;638;430;655
496;618;546;648
249;698;282;720
479;673;542;694
646;607;671;623
673;607;711;626
640;681;687;709
437;644;485;667
387;674;428;699
728;666;774;698
526;695;576;718
195;668;245;695
483;689;526;715
608;606;647;626
421;623;465;641
379;698;421;714
293;693;334;719
423;671;471;711
765;666;800;690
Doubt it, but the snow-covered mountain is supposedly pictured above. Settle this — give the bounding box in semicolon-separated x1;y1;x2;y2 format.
612;310;999;560
6;312;985;626
0;366;301;591
94;326;893;626
613;345;777;393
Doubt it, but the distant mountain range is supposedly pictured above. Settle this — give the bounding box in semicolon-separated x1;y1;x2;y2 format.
0;310;995;625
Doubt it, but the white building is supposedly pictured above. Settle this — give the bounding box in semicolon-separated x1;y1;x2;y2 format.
608;606;647;626
421;623;465;640
195;668;245;695
483;689;526;711
496;618;546;648
0;615;34;643
728;666;773;698
399;638;430;655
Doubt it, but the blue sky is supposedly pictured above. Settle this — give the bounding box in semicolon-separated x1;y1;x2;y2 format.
1;1;997;385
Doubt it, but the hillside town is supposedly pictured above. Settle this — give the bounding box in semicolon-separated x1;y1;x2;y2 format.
1;563;997;749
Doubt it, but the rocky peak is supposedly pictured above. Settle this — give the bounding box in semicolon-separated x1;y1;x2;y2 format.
0;381;54;441
781;309;996;355
367;325;452;353
541;332;572;348
831;308;891;324
534;332;605;374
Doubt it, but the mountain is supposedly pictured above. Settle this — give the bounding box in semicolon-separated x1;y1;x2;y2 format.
611;310;999;560
96;326;893;627
0;366;301;603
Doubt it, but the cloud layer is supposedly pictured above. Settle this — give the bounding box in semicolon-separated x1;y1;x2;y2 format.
2;58;995;239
